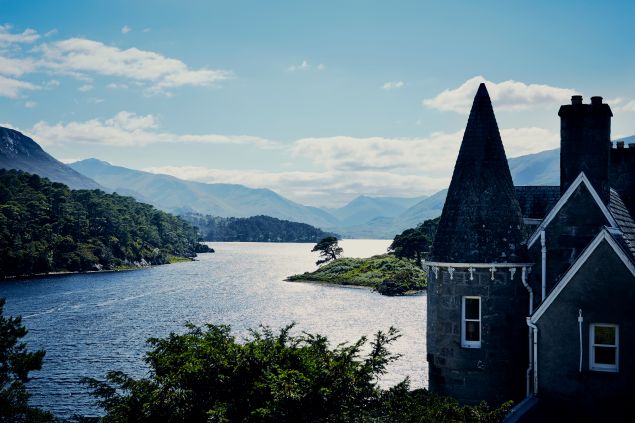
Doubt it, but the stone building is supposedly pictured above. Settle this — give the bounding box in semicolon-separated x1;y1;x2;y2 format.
425;84;635;420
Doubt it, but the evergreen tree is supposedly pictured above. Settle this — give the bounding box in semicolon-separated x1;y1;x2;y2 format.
0;298;54;422
311;236;343;266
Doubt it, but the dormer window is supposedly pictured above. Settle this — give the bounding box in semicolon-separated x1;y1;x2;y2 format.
461;296;481;348
590;324;619;372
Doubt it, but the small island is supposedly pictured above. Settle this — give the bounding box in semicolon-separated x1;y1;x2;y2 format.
287;254;427;296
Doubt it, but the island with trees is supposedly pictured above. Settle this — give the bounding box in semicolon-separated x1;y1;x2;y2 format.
0;169;211;279
286;221;440;296
181;213;338;243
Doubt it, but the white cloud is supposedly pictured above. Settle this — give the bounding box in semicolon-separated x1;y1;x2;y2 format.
0;75;39;98
142;166;446;207
25;111;277;148
292;128;558;175
79;83;94;92
140;127;558;206
143;28;151;33
0;24;40;44
288;59;310;72
37;38;232;93
45;79;60;88
382;81;404;90
317;63;325;71
44;29;58;38
24;100;36;108
121;25;132;34
617;99;635;113
424;76;576;113
0;56;37;77
107;82;128;89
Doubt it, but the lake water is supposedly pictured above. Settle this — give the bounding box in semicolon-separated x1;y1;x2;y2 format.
0;240;427;419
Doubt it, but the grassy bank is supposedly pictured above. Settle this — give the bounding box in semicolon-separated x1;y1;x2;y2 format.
287;254;426;295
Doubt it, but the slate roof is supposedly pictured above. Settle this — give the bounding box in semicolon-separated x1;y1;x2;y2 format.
514;186;560;220
430;83;525;263
608;188;635;259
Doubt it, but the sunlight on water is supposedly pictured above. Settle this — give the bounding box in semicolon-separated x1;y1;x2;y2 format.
0;241;426;419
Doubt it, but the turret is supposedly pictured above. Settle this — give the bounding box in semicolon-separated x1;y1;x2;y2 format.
426;84;529;405
559;95;612;203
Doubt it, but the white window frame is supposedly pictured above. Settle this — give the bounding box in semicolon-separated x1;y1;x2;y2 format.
461;296;481;348
589;323;619;372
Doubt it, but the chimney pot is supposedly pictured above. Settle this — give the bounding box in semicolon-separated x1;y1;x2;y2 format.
629;143;635;149
571;95;583;105
617;141;625;148
591;96;603;105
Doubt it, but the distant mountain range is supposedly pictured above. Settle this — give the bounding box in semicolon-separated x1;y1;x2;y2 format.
70;158;340;229
0;127;101;190
0;124;573;239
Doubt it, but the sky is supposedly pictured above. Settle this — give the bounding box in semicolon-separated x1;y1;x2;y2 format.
2;0;635;207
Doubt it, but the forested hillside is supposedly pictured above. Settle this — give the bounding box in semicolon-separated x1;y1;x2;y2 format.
0;169;209;278
182;213;338;242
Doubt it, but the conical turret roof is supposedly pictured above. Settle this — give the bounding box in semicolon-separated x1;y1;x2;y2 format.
430;83;525;263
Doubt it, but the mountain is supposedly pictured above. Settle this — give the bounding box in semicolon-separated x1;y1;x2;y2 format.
0;126;101;190
508;148;559;185
70;158;340;229
324;195;427;226
334;149;561;238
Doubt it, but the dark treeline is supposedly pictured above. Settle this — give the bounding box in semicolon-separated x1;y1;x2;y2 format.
182;213;338;242
0;169;208;278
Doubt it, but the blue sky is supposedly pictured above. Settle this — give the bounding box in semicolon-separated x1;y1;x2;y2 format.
2;0;635;206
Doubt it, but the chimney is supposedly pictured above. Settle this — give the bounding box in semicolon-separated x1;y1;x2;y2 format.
558;96;612;203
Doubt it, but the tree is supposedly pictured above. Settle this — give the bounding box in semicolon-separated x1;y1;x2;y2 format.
389;217;439;266
83;323;512;422
311;236;342;266
0;298;53;422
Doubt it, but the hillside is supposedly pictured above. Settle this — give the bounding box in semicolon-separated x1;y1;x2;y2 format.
323;195;426;226
508;148;559;185
0;169;209;278
0;126;102;190
182;213;338;242
70;159;340;229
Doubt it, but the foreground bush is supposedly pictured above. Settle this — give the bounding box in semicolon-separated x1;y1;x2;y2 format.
83;323;511;422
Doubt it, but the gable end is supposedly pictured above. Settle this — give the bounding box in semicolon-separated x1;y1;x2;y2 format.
530;229;635;323
527;172;617;249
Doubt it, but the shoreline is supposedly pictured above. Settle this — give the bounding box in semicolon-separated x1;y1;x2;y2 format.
1;256;197;282
286;278;426;296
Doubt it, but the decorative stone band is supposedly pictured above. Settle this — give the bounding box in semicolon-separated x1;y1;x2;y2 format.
422;261;535;281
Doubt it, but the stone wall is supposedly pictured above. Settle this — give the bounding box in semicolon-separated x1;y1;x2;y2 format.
427;266;529;404
610;143;635;214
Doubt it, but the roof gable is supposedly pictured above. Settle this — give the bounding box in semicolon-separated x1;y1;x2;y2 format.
527;172;617;248
530;228;635;323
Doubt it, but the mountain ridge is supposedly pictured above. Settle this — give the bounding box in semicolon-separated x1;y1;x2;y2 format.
0;126;102;190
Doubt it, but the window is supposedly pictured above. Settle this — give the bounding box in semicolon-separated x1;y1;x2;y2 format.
461;296;481;348
590;324;619;372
